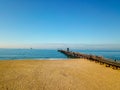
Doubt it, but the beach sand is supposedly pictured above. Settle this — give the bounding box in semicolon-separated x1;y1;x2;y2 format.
0;59;120;90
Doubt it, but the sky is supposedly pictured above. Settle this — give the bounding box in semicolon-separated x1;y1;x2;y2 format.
0;0;120;49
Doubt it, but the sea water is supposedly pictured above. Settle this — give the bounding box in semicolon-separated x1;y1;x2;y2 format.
0;49;67;60
73;49;120;60
0;49;120;61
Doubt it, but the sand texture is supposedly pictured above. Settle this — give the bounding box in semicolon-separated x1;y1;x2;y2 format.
0;59;120;90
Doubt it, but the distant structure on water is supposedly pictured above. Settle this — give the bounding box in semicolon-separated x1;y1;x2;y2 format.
67;48;69;52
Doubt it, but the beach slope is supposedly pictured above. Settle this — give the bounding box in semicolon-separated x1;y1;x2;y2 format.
0;59;120;90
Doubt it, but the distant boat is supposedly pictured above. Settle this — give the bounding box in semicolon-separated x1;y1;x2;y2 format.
30;48;33;49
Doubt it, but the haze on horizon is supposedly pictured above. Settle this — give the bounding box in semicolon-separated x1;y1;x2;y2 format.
0;0;120;49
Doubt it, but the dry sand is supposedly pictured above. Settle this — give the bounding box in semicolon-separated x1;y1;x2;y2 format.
0;59;120;90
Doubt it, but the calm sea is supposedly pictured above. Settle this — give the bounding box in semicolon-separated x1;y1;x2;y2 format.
0;49;120;61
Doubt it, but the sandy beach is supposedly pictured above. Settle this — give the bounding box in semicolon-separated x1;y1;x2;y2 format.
0;59;120;90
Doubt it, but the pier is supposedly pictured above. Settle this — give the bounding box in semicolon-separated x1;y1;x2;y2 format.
58;49;120;69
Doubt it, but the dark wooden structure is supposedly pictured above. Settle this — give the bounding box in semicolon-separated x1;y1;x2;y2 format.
67;48;69;52
58;49;120;69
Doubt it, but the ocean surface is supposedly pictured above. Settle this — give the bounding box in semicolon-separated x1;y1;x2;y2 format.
0;49;120;61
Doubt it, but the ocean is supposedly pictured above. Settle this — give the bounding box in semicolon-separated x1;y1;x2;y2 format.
0;49;120;61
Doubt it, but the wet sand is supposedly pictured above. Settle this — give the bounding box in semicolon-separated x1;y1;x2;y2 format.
0;59;120;90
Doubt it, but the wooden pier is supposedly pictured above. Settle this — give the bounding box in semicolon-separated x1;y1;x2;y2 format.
58;49;120;69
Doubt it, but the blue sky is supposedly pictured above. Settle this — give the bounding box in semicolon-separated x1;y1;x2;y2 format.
0;0;120;49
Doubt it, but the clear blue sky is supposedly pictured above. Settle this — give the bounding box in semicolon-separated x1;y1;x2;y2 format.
0;0;120;49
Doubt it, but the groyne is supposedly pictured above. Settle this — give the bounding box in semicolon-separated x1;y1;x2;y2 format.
58;49;120;69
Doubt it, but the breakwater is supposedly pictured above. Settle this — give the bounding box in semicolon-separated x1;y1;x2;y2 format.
58;50;120;69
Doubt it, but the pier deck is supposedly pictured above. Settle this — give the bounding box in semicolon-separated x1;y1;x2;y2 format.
58;50;120;69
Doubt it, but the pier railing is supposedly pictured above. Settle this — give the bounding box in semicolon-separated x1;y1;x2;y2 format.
58;50;120;69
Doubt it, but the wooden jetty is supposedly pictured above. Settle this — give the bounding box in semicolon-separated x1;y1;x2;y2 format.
58;49;120;69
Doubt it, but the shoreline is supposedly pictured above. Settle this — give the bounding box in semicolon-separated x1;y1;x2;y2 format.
0;59;120;90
